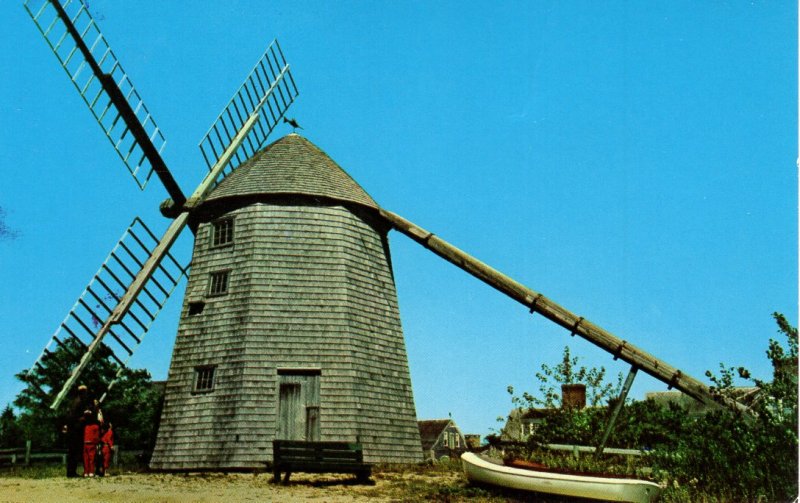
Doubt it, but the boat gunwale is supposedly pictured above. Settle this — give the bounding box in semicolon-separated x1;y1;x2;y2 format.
461;452;662;489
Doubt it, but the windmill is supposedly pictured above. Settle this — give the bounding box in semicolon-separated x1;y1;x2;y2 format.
21;0;423;468
21;0;750;471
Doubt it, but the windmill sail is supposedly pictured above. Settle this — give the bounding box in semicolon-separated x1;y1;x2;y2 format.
27;218;188;406
39;38;298;408
198;39;299;183
23;0;184;204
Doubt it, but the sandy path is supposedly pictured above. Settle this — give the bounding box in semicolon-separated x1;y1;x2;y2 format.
0;472;404;503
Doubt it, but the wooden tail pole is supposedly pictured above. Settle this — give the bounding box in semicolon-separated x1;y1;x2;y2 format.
379;209;750;415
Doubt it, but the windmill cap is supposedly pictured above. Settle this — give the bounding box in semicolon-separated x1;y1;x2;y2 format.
205;134;379;210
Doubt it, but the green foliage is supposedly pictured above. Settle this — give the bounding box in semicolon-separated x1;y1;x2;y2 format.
101;368;164;453
0;464;64;479
503;346;624;446
508;345;622;410
505;313;799;502
0;405;24;448
609;399;687;450
371;462;503;502
651;312;798;502
9;338;164;452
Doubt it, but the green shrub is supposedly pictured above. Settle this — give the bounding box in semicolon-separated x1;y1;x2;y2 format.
506;313;798;502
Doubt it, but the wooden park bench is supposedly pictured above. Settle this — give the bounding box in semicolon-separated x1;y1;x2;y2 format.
272;440;372;483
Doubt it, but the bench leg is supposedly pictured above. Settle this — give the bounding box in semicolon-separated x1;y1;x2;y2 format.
273;470;280;483
356;469;371;484
283;471;291;483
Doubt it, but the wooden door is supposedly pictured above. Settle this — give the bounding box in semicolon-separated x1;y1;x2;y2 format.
277;383;303;440
276;371;320;441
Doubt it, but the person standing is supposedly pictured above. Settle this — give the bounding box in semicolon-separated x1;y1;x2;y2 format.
99;422;114;476
82;409;100;477
63;385;93;477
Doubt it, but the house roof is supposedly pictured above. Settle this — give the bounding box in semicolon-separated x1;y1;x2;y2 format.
418;419;451;451
206;133;379;209
646;386;761;412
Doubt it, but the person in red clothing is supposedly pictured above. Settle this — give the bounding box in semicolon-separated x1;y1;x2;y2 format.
63;385;94;477
99;422;114;476
82;409;101;477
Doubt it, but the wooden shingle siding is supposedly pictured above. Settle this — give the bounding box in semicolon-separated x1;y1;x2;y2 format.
151;201;422;469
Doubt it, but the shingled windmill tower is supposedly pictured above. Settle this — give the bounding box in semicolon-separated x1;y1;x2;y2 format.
150;134;422;468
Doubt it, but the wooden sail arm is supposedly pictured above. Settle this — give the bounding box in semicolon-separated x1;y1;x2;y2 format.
379;208;750;415
50;111;262;411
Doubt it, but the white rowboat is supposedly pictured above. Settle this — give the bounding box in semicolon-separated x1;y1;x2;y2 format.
461;452;662;503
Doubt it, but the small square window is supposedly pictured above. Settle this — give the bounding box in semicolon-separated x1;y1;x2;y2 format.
209;271;229;296
211;218;234;247
194;366;216;392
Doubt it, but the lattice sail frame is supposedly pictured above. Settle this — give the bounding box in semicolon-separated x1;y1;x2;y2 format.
24;0;166;189
22;1;299;408
199;39;299;182
27;218;189;399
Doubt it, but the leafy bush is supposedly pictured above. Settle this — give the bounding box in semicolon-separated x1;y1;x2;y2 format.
650;312;798;501
509;345;622;410
506;313;798;502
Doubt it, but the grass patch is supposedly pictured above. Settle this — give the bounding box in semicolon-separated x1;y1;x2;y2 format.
368;460;504;502
0;463;64;479
514;448;654;479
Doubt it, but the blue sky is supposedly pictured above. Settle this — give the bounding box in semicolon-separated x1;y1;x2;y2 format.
0;1;796;438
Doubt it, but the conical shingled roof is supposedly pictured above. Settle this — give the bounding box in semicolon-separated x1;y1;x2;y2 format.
205;133;378;209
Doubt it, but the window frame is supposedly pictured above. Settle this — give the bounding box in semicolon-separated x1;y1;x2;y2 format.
210;218;235;248
208;270;230;297
193;365;216;393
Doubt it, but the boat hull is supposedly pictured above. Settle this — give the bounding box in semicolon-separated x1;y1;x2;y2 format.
461;452;661;503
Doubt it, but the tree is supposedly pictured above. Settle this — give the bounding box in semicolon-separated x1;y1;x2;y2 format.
507;345;622;409
505;346;623;445
0;405;24;448
13;338;164;452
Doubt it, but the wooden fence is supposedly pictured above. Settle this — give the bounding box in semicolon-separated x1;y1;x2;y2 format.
545;443;643;457
0;441;123;467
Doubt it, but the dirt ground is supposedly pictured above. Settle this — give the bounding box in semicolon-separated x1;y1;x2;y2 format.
0;469;493;503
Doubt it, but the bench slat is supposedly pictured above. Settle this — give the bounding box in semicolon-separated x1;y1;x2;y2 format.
275;451;363;460
272;440;371;484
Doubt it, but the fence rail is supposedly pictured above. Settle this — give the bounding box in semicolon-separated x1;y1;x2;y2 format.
545;443;643;457
0;441;124;467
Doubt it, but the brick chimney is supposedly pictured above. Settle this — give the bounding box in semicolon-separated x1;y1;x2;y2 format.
561;383;586;409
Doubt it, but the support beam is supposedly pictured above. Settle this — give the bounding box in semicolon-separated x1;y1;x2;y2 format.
596;366;638;457
380;209;749;415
